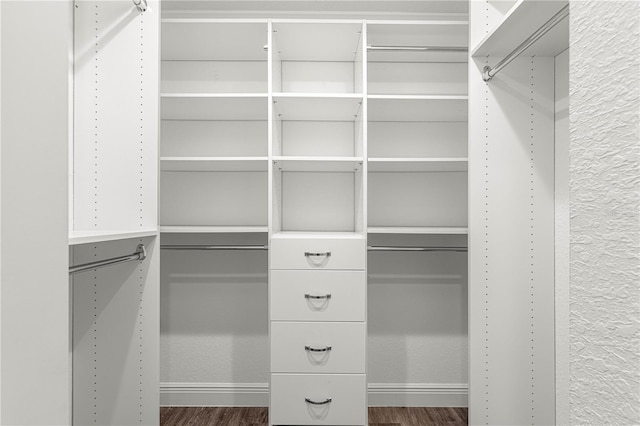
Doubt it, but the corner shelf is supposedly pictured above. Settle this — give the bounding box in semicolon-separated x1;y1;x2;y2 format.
160;226;268;234
69;229;158;246
273;156;363;172
368;158;468;172
161;157;269;172
471;0;569;57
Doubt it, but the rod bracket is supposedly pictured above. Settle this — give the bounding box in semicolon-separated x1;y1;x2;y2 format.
482;65;493;82
136;244;147;261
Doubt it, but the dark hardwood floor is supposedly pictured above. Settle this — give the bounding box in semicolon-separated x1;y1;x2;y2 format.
160;406;468;425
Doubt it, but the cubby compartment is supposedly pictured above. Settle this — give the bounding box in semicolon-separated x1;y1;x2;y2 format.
161;20;268;94
271;21;364;94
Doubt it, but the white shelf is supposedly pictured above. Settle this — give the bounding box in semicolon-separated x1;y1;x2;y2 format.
368;95;467;122
69;229;158;246
471;0;568;57
272;21;363;61
272;231;365;239
160;226;268;233
368;158;468;172
161;157;268;172
161;94;268;120
273;156;363;172
273;94;363;121
368;226;468;235
161;20;268;61
367;20;468;63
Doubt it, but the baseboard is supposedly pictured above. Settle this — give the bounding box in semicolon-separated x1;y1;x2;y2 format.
160;382;468;407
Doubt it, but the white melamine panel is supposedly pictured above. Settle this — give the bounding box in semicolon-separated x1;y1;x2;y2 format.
161;61;268;93
468;57;555;425
273;94;363;121
73;237;159;425
160;225;268;233
278;121;355;156
368;62;467;95
69;229;158;246
161;171;267;226
368;96;467;122
368;158;467;172
368;226;468;235
274;157;363;172
281;172;356;232
74;0;158;232
369;172;467;227
272;21;363;61
281;61;355;93
161;21;268;61
161;157;268;172
161;120;267;157
270;374;366;425
161;95;268;120
271;270;365;321
271;237;365;270
368;122;467;158
271;322;366;373
367;21;468;63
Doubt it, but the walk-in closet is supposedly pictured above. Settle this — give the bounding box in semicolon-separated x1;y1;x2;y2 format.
2;0;638;426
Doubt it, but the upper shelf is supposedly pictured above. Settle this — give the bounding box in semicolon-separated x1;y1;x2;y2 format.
368;158;468;172
161;94;268;120
161;20;268;61
161;157;268;172
471;0;569;57
367;20;468;63
272;20;363;61
69;229;158;246
368;95;467;122
273;94;363;121
273;156;363;172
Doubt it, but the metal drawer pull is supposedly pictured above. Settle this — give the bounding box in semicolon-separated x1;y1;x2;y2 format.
304;251;331;257
305;345;332;353
305;397;332;405
304;293;332;300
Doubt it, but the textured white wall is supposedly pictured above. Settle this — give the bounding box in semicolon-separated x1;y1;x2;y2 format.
569;1;640;424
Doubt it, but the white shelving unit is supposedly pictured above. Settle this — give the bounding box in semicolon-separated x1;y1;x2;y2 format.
69;229;159;246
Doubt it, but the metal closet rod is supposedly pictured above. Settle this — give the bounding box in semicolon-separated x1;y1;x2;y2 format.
482;4;569;82
161;245;269;251
368;45;467;52
69;244;147;275
132;0;147;13
368;246;467;252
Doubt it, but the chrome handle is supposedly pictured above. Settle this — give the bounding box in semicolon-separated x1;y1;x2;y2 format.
305;293;331;300
305;345;332;353
305;397;332;405
304;251;331;257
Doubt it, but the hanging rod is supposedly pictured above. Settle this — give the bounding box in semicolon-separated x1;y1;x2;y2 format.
482;4;569;82
368;246;467;252
368;45;467;52
161;245;268;251
69;244;147;275
132;0;147;13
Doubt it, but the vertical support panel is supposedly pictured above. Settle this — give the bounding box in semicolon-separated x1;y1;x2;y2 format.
569;2;640;424
73;237;159;425
74;0;158;232
469;57;556;425
1;1;72;424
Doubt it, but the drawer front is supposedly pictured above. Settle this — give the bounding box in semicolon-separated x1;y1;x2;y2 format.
271;238;365;270
271;322;365;374
270;374;366;425
270;270;365;322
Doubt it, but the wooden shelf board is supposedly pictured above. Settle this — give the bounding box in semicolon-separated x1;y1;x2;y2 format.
368;157;468;172
161;157;269;171
160;226;268;233
471;0;569;57
69;229;158;246
368;96;467;122
161;95;268;120
368;226;468;235
273;94;363;121
273;156;364;172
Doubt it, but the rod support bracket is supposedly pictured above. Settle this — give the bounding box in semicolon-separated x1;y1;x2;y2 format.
482;66;493;82
136;244;147;261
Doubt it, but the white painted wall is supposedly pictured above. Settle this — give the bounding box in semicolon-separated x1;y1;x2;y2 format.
0;1;72;424
569;1;640;424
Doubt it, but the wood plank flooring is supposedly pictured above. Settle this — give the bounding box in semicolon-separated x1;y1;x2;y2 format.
160;406;468;425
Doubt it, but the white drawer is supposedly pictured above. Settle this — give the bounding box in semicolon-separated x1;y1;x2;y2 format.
271;237;365;270
270;374;366;425
270;270;365;322
271;322;365;374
